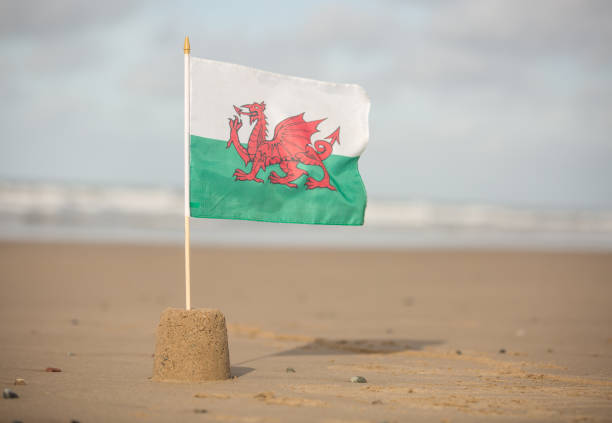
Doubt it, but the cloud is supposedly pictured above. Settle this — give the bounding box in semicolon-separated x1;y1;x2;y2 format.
429;0;612;60
0;0;148;39
1;0;611;207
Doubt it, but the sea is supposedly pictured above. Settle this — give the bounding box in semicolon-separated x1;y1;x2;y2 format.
1;181;611;250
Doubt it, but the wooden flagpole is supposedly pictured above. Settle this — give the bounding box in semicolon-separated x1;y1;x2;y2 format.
184;36;191;310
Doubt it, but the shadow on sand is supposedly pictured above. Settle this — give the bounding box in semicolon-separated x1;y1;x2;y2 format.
230;366;255;378
234;337;444;366
277;337;444;356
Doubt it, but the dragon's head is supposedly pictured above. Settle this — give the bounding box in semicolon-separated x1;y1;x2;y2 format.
233;101;266;125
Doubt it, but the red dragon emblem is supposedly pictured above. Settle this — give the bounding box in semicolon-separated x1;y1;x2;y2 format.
226;101;340;190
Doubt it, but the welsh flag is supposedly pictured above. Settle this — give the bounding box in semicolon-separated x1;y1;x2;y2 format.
189;58;369;225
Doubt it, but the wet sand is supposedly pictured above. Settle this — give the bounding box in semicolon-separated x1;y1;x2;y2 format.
1;242;611;422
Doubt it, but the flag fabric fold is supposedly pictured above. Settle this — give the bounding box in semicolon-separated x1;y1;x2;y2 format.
189;57;369;225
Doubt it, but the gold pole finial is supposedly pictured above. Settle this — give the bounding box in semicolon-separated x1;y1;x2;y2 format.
184;36;190;54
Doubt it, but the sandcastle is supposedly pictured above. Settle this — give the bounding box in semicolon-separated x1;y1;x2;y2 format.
152;308;230;382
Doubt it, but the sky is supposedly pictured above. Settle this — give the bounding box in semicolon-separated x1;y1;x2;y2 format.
1;0;611;209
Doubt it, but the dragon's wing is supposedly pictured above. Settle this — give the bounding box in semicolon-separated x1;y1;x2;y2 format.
271;113;325;155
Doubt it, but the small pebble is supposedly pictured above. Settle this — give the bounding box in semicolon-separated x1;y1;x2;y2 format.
3;388;19;399
286;367;296;373
71;420;80;423
371;399;383;405
456;349;462;355
71;318;79;326
67;352;76;357
499;349;506;354
350;376;367;383
193;409;207;414
14;378;26;386
45;367;62;372
547;348;554;353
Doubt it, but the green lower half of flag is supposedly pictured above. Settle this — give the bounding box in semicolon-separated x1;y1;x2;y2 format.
190;135;366;225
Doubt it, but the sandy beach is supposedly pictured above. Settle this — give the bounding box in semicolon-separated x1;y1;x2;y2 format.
1;242;611;422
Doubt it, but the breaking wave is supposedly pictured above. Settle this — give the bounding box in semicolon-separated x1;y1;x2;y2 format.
1;181;611;249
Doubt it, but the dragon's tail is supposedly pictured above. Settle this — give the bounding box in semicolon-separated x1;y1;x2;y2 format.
313;140;333;160
313;127;340;161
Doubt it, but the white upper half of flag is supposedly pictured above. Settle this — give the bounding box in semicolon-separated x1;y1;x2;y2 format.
190;57;370;158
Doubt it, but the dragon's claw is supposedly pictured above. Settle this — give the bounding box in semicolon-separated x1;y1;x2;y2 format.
268;172;279;182
268;171;298;188
233;168;263;183
228;115;243;131
305;177;336;191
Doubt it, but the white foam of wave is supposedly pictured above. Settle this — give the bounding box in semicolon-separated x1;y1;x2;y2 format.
365;202;612;232
1;181;611;234
0;181;180;217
